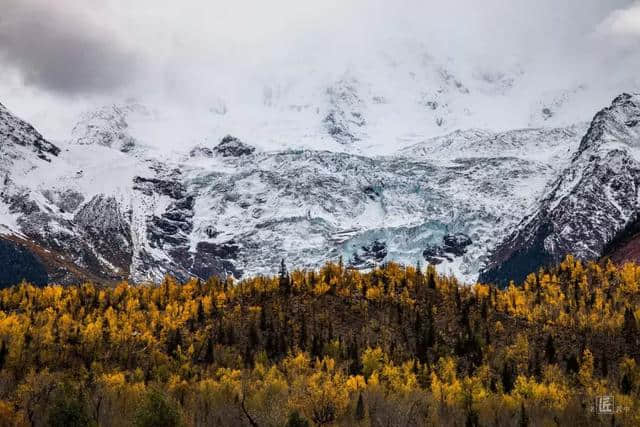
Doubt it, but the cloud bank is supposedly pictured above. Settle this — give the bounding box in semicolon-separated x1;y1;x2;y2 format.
0;0;639;142
0;0;634;96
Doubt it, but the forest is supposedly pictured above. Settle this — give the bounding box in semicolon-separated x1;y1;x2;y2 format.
0;256;638;426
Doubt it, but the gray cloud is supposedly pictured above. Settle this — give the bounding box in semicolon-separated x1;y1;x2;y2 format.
0;0;138;95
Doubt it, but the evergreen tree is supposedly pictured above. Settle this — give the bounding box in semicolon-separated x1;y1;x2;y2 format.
623;307;638;346
465;409;479;427
545;335;556;364
134;389;182;427
202;337;215;364
355;393;365;421
167;328;183;358
427;270;436;290
280;259;291;295
0;341;7;370
501;363;516;393
566;354;579;375
621;373;633;395
286;410;310;427
518;403;529;427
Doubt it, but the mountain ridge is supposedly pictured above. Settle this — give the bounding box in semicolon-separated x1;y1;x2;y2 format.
0;93;638;286
480;93;640;285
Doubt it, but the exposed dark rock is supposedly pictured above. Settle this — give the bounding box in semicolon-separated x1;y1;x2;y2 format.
190;145;214;158
205;226;218;238
70;104;147;153
325;111;356;140
42;189;85;213
479;222;555;287
324;79;365;145
600;214;640;265
351;240;388;269
191;241;243;278
443;234;473;256
7;193;40;215
213;135;255;157
133;177;186;199
363;185;382;201
173;195;195;211
423;233;472;265
0;102;60;160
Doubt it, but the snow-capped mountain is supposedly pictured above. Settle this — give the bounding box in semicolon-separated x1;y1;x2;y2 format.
480;93;640;285
0;94;592;286
1;34;639;288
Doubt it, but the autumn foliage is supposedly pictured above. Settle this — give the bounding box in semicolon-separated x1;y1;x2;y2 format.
0;256;639;425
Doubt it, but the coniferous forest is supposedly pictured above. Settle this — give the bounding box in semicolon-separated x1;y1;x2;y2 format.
0;257;639;426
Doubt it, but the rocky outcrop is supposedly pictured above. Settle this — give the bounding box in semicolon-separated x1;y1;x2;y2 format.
133;176;187;199
350;240;388;269
324;79;366;145
191;241;243;278
0;102;60;162
423;233;472;265
213;135;255;157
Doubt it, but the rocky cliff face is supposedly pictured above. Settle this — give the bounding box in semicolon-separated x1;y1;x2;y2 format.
481;93;640;285
0;102;59;163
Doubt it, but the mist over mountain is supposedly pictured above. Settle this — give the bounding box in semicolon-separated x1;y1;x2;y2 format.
1;1;639;151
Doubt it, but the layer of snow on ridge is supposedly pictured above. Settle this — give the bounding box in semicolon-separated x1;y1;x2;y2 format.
398;125;587;167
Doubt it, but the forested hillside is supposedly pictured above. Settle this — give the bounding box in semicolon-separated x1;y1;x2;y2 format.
0;257;639;426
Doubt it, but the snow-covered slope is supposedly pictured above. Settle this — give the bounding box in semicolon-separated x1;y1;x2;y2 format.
182;142;574;282
3;88;640;286
0;97;589;285
481;93;640;285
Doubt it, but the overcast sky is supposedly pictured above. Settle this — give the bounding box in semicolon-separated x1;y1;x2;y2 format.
1;0;639;140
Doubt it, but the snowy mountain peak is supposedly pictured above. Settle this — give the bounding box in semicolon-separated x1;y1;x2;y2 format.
576;92;640;158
